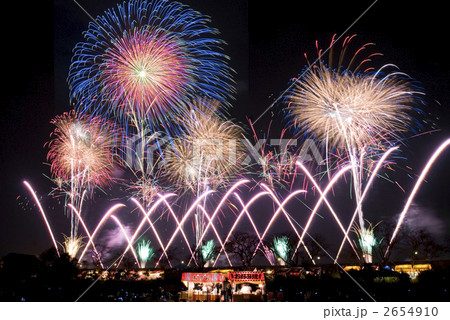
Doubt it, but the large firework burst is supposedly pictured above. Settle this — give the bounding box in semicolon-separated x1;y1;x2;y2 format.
68;0;234;128
165;99;245;190
287;66;416;152
47;110;119;190
285;35;421;263
286;38;418;152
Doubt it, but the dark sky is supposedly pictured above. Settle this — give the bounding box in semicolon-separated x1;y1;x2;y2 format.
1;0;449;261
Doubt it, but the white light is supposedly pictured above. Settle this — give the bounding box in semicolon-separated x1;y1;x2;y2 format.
138;70;147;78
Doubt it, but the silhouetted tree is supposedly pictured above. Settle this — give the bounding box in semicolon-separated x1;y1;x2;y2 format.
298;233;328;267
404;229;447;263
39;247;59;267
373;221;404;265
225;232;260;267
87;245;109;269
38;247;79;283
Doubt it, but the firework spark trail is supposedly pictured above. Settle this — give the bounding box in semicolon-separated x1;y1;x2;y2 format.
122;130;166;208
131;198;172;268
259;184;316;262
23;181;60;257
79;203;126;262
164;100;245;250
284;205;377;302
335;146;399;263
354;221;379;263
156;194;194;259
157;190;214;267
260;245;276;266
188;205;232;266
385;138;450;257
186;180;248;265
67;203;104;268
74;190;88;238
296;162;360;259
233;193;264;240
212;191;269;266
116;195;175;268
25;139;449;268
252;187;308;260
292;165;352;260
110;215;139;266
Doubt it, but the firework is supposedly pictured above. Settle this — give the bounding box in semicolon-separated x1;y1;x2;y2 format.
386;138;450;257
62;234;85;259
246;120;300;189
270;235;294;265
213;192;267;266
68;203;104;268
165;99;245;190
286;36;420;168
47;110;119;190
79;203;126;263
201;239;217;267
122;129;163;176
164;99;244;252
122;129;165;207
184;180;247;266
25;136;450;268
259;244;276;266
136;240;154;268
46;110;120;240
68;0;234;128
126;177;161;207
287;67;416;152
353;221;379;264
334;146;399;263
23;181;60;257
117;194;176;268
285;36;420;262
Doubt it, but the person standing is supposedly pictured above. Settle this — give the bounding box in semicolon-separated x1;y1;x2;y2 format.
222;278;232;302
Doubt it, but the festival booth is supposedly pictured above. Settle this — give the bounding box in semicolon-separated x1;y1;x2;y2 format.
180;272;225;301
228;271;265;302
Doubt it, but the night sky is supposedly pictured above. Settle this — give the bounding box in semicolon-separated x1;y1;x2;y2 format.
1;0;449;261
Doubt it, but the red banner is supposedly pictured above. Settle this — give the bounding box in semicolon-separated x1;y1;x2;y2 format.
181;273;225;283
228;272;265;282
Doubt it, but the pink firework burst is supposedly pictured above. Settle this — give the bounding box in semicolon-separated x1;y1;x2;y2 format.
47;111;120;190
100;28;194;119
